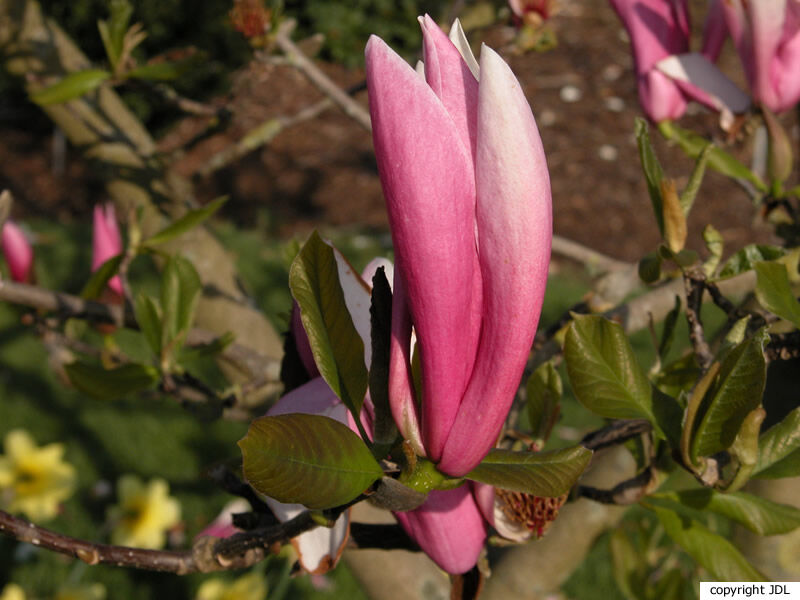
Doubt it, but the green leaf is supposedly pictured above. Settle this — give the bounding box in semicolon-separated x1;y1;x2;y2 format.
651;505;766;582
466;446;592;497
239;414;382;509
690;331;768;461
654;489;800;536
31;70;111;105
526;361;562;446
143;196;228;247
65;361;160;400
703;224;724;277
657;121;767;192
368;266;396;448
176;332;234;364
635;118;665;235
755;406;800;477
565;315;663;431
80;254;123;299
755;261;800;327
126;60;186;81
679;142;712;216
718;245;786;280
755;450;800;479
289;232;368;419
160;255;202;354
134;293;162;357
100;0;134;67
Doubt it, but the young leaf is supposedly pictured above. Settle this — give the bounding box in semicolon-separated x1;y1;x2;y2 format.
143;196;228;247
31;70;111;105
654;489;800;536
65;361;160;400
755;261;800;327
126;60;187;81
134;293;162;357
81;254;123;299
755;406;800;477
651;505;767;582
526;361;562;447
662;179;687;253
680;143;712;216
565;315;657;427
657;121;767;192
160;255;202;354
465;446;592;497
239;414;383;510
635;118;665;235
690;331;768;461
702;224;724;277
717;245;786;279
289;232;368;418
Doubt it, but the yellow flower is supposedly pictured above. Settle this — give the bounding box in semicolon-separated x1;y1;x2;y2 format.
108;475;181;549
0;583;26;600
195;572;267;600
0;429;76;522
55;583;107;600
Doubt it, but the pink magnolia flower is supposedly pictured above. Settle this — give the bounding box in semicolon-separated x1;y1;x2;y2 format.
1;221;33;283
366;16;551;477
277;252;487;574
92;203;123;296
704;0;800;113
608;0;749;122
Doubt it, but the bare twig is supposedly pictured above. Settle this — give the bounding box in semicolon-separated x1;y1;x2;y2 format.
576;467;655;505
272;21;372;131
683;269;713;370
551;235;630;274
0;509;200;574
580;419;652;452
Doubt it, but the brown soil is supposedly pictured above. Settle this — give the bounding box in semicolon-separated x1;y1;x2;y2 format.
0;0;786;262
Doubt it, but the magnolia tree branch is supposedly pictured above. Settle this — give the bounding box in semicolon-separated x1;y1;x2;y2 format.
271;20;373;131
0;279;281;405
195;80;366;179
0;0;284;362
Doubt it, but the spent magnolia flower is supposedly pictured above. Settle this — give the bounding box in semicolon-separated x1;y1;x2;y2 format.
0;583;26;600
366;16;551;477
0;429;76;522
195;572;267;600
92;203;123;297
704;0;800;113
1;221;33;283
608;0;749;122
509;0;556;27
108;475;181;549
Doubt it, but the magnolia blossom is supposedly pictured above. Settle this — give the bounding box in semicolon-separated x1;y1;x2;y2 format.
1;221;33;283
608;0;749;122
92;203;123;296
367;16;551;477
108;475;181;549
278;252;487;574
704;0;800;113
0;429;76;522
